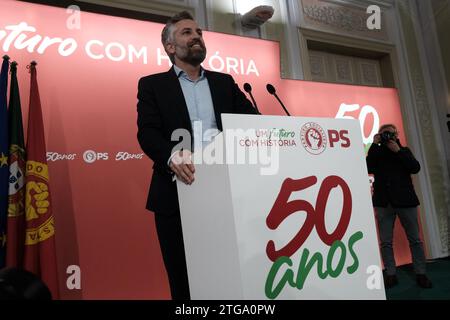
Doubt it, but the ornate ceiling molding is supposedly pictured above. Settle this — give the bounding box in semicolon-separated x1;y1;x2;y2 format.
300;0;389;41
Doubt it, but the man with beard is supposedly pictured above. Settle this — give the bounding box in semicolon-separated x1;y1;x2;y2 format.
137;11;256;300
366;124;432;289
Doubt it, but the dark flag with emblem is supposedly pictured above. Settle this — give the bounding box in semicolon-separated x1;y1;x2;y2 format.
24;61;59;298
0;55;10;268
6;61;26;267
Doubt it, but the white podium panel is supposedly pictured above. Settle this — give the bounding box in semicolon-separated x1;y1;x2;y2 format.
177;114;385;300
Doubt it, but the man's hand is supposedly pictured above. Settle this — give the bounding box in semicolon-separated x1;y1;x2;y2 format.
373;133;381;145
385;140;400;153
169;150;195;185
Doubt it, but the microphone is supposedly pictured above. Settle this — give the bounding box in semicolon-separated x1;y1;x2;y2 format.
266;84;291;116
243;83;261;115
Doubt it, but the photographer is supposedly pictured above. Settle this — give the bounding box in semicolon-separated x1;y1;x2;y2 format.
366;124;432;289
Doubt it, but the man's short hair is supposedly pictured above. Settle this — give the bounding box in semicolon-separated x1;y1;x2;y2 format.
161;11;194;46
379;124;397;133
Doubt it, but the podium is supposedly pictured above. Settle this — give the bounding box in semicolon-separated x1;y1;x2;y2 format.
177;114;386;300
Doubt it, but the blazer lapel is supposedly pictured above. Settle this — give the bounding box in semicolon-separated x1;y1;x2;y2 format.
204;70;224;131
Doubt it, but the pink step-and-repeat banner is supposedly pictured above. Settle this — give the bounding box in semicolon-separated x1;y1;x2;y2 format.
0;0;420;299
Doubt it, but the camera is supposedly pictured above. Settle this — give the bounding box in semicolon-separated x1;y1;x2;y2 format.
380;131;396;144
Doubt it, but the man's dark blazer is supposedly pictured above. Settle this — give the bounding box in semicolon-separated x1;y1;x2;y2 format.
137;66;256;214
366;142;421;208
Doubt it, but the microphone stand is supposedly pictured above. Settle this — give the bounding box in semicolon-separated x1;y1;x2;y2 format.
243;83;261;115
266;84;291;116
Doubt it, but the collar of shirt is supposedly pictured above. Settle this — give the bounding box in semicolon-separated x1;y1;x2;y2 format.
173;64;206;82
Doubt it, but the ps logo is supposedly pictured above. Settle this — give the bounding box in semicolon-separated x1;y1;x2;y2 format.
300;122;327;155
328;130;351;148
83;150;109;163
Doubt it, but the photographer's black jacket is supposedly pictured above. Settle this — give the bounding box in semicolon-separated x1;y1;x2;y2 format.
366;142;420;208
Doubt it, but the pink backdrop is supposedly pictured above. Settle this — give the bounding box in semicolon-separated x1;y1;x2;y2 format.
0;0;419;299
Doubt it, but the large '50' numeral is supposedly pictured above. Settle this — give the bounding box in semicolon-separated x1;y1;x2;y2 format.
266;176;352;262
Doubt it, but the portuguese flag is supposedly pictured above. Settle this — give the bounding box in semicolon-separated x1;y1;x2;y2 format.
6;61;26;268
24;62;59;299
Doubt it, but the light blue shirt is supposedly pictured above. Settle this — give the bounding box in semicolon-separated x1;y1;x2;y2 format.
173;65;219;146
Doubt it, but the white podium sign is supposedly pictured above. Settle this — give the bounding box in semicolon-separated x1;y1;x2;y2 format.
177;114;385;300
